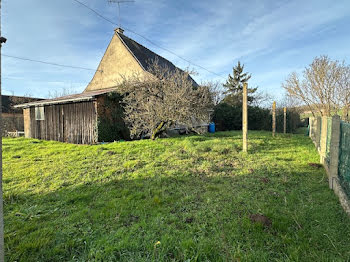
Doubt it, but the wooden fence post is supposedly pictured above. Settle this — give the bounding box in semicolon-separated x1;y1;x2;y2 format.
283;107;287;134
328;115;341;189
272;101;276;137
242;83;248;152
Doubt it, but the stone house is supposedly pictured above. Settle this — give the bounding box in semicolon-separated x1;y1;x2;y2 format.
16;28;198;144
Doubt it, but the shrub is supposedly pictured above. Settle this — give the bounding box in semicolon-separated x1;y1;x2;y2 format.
275;108;301;133
97;92;130;142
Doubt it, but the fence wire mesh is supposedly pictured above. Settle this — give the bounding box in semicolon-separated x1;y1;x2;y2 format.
338;121;350;198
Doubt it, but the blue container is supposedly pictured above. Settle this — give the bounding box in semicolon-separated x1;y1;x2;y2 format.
208;122;215;133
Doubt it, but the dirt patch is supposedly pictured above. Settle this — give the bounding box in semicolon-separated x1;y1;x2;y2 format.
308;162;323;168
250;214;272;228
106;151;116;156
124;215;139;226
185;217;194;224
220;148;230;155
260;177;269;183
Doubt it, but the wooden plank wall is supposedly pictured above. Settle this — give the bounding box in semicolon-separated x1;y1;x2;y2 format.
27;101;97;144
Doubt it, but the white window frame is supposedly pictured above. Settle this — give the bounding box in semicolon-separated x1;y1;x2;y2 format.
35;106;45;121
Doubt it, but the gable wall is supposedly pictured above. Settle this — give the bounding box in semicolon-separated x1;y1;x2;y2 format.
84;34;150;92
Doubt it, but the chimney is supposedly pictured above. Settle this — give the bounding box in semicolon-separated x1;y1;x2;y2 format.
114;27;124;34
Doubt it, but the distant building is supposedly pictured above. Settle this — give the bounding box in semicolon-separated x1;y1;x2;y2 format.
16;28;198;144
2;95;43;133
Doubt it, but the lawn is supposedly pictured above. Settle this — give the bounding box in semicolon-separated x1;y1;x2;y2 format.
3;131;350;261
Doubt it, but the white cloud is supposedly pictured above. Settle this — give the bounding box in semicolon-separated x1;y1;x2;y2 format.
2;0;350;99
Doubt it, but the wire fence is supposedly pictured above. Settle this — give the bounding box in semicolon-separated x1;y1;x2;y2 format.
338;121;350;199
309;116;350;203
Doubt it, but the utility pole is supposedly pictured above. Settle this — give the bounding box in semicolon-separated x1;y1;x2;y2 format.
0;0;6;259
108;0;135;28
242;83;248;152
283;107;287;134
272;101;276;137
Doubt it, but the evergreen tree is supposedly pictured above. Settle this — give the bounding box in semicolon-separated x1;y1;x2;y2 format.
223;61;257;106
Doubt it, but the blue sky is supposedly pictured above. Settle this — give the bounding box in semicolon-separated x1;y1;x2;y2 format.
2;0;350;100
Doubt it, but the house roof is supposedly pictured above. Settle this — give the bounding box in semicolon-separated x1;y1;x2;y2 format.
14;87;119;108
117;31;199;87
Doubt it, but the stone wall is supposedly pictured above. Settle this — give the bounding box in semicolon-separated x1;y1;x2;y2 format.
3;113;24;133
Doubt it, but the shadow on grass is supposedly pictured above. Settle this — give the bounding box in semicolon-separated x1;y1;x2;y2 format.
4;131;349;261
5;161;350;262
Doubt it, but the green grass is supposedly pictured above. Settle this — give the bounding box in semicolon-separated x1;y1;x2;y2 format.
3;131;350;261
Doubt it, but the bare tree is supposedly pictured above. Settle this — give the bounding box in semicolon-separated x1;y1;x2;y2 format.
121;62;214;140
336;65;350;121
251;90;275;108
47;87;77;99
278;93;302;110
282;55;346;117
201;81;224;106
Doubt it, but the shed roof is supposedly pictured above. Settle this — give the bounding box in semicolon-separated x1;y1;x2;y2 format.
14;87;118;108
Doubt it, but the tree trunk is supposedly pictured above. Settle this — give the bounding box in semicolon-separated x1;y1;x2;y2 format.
188;127;201;135
151;121;166;140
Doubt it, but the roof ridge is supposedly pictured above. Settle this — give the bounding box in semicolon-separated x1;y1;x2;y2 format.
116;32;179;70
116;31;198;87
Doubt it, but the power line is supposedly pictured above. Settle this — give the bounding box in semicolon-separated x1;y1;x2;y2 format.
72;0;116;25
108;0;135;28
2;54;102;72
72;0;226;79
123;27;225;79
2;76;89;85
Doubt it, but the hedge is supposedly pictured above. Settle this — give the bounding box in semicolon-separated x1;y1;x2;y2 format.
213;103;301;133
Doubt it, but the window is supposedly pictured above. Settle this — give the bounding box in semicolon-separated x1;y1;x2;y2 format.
35;106;45;120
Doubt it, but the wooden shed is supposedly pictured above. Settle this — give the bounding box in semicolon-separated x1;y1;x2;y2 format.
15;88;129;144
